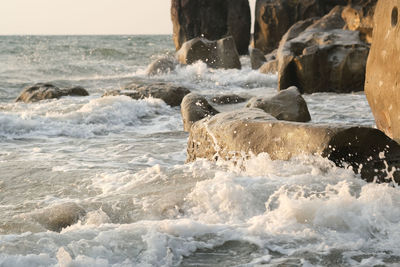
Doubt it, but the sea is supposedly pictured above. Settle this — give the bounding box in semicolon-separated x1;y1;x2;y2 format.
0;35;399;267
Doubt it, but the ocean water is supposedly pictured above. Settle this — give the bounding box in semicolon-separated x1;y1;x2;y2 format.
0;35;399;267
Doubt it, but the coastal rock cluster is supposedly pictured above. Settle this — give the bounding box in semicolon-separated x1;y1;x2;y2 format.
16;83;89;103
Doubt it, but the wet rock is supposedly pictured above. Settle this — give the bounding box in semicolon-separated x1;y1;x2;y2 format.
211;94;247;105
187;108;400;184
16;83;89;103
103;80;190;107
259;60;279;74
171;0;251;55
181;93;219;132
342;0;378;43
276;7;370;93
365;0;400;142
176;36;241;69
146;56;177;76
250;48;266;70
246;86;311;122
254;0;348;54
32;203;86;232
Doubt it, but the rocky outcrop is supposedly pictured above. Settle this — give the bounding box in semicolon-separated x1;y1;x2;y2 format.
103;80;190;107
250;48;266;70
181;93;219;131
365;0;400;143
187;108;400;183
276;7;370;93
254;0;348;54
211;94;247;105
176;36;241;69
171;0;251;55
16;83;89;103
146;57;177;76
246;86;311;122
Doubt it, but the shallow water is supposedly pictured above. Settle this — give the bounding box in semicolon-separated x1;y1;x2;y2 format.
1;35;399;267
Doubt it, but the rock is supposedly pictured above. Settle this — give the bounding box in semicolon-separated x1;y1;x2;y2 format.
365;0;400;142
250;48;266;70
32;203;86;232
16;83;89;103
246;86;311;122
181;93;219;132
176;36;241;69
146;57;177;76
342;0;378;43
187;108;400;183
259;60;279;74
276;7;370;93
253;0;348;54
103;80;190;107
211;94;247;105
171;0;251;55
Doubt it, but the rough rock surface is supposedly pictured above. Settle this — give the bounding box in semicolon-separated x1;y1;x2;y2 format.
259;60;279;74
276;7;370;93
250;48;266;70
187;108;400;183
365;0;400;142
176;36;241;69
146;57;177;76
171;0;251;55
246;86;311;122
16;83;89;103
103;80;190;107
254;0;348;54
211;94;247;105
181;93;219;132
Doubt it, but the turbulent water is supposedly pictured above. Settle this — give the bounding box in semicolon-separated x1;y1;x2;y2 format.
0;35;399;267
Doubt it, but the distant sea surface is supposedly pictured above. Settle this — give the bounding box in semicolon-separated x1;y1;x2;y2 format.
1;35;399;267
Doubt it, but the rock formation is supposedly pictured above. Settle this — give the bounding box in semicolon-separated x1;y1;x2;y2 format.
104;79;190;107
176;36;241;69
16;83;89;103
187;108;400;183
246;86;311;122
181;93;219;131
365;0;400;142
171;0;251;55
276;7;369;93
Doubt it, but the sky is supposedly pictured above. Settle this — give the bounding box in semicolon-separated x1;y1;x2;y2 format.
0;0;256;35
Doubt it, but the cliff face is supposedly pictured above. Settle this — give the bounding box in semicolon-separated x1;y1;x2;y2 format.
171;0;251;55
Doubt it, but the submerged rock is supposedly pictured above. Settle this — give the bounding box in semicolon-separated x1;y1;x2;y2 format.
365;0;400;143
181;93;219;132
16;83;89;103
187;109;400;184
211;94;247;105
171;0;251;55
246;86;311;122
176;36;241;69
146;56;177;76
276;7;369;93
103;80;190;107
32;203;86;232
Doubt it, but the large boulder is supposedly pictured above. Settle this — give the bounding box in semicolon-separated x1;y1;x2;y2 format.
176;36;241;69
246;86;311;122
365;0;400;142
187;108;400;183
171;0;251;55
103;80;190;107
181;93;219;132
253;0;348;54
276;7;370;93
16;83;89;103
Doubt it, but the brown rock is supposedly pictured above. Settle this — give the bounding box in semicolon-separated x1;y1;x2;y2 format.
181;93;219;132
176;36;241;69
250;48;266;70
211;94;247;105
365;0;400;142
16;83;89;103
103;80;190;107
146;57;177;76
246;86;311;122
187;108;400;183
259;60;279;74
171;0;251;55
276;7;369;93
